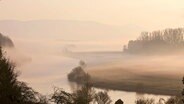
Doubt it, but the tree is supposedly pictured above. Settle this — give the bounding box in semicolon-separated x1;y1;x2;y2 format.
163;28;184;47
72;74;95;104
165;97;183;104
79;60;86;68
115;99;124;104
67;66;88;83
135;98;155;104
51;87;73;104
0;33;14;48
51;74;95;104
95;91;112;104
124;28;184;54
138;32;149;41
182;77;184;103
0;47;47;104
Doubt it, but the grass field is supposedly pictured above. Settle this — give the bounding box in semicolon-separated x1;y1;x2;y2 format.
87;56;184;96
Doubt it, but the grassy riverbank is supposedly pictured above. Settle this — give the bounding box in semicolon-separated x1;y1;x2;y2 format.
87;60;183;96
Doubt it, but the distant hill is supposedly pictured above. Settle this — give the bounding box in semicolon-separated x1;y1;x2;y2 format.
0;33;14;48
0;20;143;41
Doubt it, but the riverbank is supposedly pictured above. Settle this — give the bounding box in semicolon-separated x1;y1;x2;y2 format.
87;63;183;96
66;52;184;96
90;77;181;96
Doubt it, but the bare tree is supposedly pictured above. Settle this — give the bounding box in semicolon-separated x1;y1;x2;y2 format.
95;91;112;104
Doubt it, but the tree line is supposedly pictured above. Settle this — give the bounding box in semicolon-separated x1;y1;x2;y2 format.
123;28;184;54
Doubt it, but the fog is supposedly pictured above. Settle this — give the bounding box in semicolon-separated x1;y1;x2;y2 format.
1;0;184;103
3;36;174;103
88;54;184;77
0;20;183;103
5;35;184;95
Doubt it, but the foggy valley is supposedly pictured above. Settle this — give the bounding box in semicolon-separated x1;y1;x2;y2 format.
1;0;184;104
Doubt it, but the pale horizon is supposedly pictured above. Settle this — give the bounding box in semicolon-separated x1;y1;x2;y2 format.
0;0;184;30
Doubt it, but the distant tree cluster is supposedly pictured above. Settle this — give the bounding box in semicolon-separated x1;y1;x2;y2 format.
123;28;184;54
0;33;14;48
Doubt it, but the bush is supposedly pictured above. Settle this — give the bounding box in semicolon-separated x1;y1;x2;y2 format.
135;98;155;104
68;66;90;83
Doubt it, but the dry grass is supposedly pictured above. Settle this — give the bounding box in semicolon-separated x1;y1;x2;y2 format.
87;58;184;96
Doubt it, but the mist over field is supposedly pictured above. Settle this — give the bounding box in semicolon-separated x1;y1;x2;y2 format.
1;20;184;96
1;0;184;103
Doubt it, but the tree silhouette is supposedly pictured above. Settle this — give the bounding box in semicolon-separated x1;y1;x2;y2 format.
115;99;124;104
0;33;14;48
51;87;73;104
95;91;112;104
124;28;184;54
72;74;95;104
0;47;47;104
52;73;95;104
135;98;155;104
182;77;184;103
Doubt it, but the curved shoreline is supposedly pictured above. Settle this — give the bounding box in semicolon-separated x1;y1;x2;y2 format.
90;79;180;96
87;67;183;96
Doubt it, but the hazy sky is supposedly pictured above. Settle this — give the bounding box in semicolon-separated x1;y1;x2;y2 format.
0;0;184;30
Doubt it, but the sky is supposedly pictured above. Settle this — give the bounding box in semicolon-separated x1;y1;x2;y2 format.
0;0;184;30
0;0;184;52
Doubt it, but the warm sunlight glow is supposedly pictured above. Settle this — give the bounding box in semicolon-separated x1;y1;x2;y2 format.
0;0;184;29
0;0;184;104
